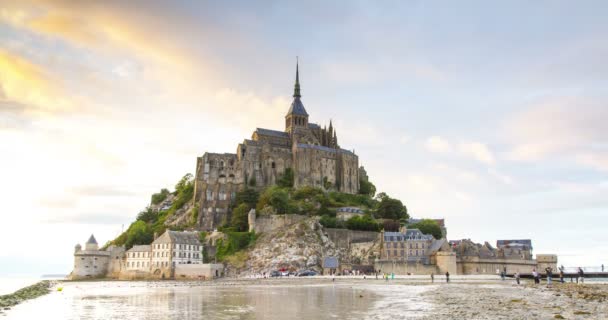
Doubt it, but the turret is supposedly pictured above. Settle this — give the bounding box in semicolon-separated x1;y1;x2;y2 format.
74;244;82;253
85;234;99;251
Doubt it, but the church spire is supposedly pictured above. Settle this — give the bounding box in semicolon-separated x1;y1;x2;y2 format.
293;57;301;98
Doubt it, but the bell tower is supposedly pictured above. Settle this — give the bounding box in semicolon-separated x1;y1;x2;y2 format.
285;59;309;134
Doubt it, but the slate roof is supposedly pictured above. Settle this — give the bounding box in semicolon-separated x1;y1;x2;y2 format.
87;234;97;244
167;231;200;245
384;229;434;242
127;245;151;252
497;240;532;250
427;239;447;254
337;207;364;214
308;123;320;129
255;128;290;138
323;256;339;268
287;97;308;117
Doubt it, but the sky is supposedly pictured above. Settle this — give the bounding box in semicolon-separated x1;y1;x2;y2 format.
1;0;607;276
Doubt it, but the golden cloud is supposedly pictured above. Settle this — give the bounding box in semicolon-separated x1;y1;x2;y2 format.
0;49;72;114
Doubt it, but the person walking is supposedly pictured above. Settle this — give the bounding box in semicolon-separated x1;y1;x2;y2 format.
532;269;539;284
578;267;585;284
431;272;435;283
445;271;450;283
559;269;564;283
545;267;553;285
515;272;520;285
602;264;605;272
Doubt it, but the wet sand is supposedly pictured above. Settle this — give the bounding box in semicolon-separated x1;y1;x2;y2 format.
2;276;606;319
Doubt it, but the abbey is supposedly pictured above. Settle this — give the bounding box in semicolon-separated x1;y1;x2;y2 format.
194;63;362;231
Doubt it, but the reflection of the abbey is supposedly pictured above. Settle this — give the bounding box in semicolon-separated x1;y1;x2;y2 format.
67;283;375;319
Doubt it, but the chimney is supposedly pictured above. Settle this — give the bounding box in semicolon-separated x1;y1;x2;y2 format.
154;232;158;240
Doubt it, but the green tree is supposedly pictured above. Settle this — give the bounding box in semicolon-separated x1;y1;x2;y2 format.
234;188;259;208
277;168;294;188
345;215;380;232
382;219;400;232
231;203;250;232
151;188;170;205
358;179;376;197
124;220;154;249
136;207;157;223
248;176;257;187
376;195;408;220
409;219;443;240
322;176;333;190
175;173;193;194
256;186;289;214
319;215;338;228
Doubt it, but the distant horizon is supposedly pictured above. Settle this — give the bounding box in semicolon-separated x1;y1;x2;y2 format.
1;1;607;276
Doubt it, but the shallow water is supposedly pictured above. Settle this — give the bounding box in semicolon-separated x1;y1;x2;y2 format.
4;281;381;320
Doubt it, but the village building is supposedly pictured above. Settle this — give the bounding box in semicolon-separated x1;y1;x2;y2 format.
382;229;435;263
151;230;202;271
125;245;151;271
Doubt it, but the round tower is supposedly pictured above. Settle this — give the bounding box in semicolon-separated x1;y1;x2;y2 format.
74;244;82;253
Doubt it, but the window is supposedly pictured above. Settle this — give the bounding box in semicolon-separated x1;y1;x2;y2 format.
271;162;276;169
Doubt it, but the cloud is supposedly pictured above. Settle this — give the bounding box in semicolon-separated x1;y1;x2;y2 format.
70;185;138;197
505;97;608;172
457;141;495;165
425;136;452;153
0;48;73;115
425;136;495;165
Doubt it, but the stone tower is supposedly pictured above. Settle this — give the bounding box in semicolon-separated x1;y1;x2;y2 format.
285;60;309;134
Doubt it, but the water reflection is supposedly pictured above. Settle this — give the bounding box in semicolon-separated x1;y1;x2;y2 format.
6;281;374;320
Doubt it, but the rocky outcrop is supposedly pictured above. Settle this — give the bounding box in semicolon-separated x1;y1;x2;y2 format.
231;217;341;275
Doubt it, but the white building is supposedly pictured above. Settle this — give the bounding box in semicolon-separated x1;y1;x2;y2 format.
125;245;151;271
151;230;202;270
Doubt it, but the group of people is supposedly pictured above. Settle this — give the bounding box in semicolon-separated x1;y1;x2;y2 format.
430;272;450;283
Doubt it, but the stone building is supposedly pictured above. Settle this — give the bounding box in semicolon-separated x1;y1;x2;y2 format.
381;230;435;263
71;234;124;279
125;245;151;271
194;62;362;230
150;230;202;278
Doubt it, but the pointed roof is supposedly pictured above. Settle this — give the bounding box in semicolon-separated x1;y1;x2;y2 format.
286;59;308;117
87;234;98;244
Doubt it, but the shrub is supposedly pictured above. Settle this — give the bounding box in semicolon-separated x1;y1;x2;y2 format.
215;232;257;261
382;219;400;232
292;186;325;200
234;188;259;208
409;219;443;239
277;168;294;188
346;215;380;232
151;188;170;205
358;179;376;197
375;195;408;220
231;203;250;232
256;186;289;214
136;207;157;223
319;215;338;228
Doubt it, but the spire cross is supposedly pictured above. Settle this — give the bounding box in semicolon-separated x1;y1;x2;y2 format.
294;57;301;98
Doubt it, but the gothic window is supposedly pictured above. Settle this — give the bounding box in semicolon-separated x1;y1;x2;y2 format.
271;162;276;169
220;161;224;168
